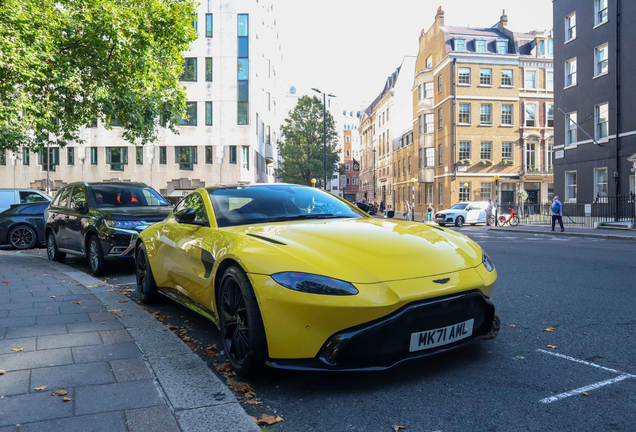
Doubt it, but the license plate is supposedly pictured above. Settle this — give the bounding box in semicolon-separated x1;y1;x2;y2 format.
409;319;474;352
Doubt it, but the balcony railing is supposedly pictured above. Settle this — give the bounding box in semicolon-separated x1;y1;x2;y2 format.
521;165;554;176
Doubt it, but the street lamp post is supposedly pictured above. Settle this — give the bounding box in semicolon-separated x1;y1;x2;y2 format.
494;175;500;224
372;149;376;203
411;178;416;222
311;88;336;191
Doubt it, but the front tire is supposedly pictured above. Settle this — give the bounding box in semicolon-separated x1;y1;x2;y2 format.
455;216;464;227
438;223;446;227
46;231;66;263
218;265;268;377
135;243;160;304
9;225;37;249
88;235;107;276
510;216;519;227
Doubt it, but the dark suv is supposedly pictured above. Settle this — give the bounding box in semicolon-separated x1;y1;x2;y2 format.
45;182;172;275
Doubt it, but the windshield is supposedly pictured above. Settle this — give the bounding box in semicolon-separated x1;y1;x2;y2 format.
450;203;469;210
87;185;169;208
208;185;367;227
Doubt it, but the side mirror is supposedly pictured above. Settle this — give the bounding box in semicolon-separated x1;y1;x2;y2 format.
176;208;197;224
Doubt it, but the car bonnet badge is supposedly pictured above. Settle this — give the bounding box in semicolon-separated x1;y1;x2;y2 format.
433;277;451;284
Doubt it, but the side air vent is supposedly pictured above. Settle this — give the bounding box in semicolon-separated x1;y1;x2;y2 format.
247;234;286;245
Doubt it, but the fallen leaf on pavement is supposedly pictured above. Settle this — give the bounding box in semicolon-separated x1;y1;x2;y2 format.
35;385;47;391
2;281;9;284
393;426;406;432
50;296;56;298
52;389;68;396
46;307;52;310
63;397;72;402
547;345;557;349
12;347;24;352
101;322;107;324
509;324;516;327
118;300;128;303
108;309;122;312
71;301;81;304
0;370;6;375
246;399;261;405
582;392;589;396
203;349;216;358
514;356;524;360
182;336;191;342
545;327;555;332
254;414;282;426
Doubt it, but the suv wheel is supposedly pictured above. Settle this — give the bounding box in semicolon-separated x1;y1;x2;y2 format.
88;235;107;276
9;225;37;249
455;216;464;227
46;231;66;263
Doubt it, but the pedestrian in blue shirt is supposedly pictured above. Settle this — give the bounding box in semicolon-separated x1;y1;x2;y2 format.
551;196;564;232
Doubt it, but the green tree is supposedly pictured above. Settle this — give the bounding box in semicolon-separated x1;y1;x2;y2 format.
0;0;198;152
276;95;340;188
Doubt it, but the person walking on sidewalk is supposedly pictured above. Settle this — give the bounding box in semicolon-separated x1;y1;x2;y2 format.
380;201;385;216
551;196;564;232
404;200;411;221
484;200;494;229
426;203;433;222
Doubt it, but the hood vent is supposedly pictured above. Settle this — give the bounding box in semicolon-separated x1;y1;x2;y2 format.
247;233;286;245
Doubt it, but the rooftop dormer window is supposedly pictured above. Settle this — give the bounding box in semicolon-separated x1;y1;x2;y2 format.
496;41;507;54
476;40;486;53
455;39;466;52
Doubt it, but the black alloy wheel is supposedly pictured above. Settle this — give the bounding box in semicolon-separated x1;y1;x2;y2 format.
135;243;159;304
46;231;66;263
218;265;267;377
9;225;37;249
88;235;107;276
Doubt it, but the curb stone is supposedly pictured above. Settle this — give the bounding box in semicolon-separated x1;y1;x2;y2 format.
489;226;636;241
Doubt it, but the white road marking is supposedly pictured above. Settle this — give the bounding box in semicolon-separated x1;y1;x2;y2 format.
539;375;635;404
537;349;636;403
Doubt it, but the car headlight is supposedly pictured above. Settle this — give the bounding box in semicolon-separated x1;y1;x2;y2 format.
105;220;148;229
445;213;454;216
271;272;359;296
482;250;494;272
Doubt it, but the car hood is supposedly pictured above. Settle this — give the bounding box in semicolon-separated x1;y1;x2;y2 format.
102;206;173;222
229;218;483;284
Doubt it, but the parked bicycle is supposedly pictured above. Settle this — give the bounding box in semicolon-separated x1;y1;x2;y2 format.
497;207;519;226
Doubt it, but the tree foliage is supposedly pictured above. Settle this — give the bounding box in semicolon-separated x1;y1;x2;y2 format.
276;96;340;187
0;0;198;152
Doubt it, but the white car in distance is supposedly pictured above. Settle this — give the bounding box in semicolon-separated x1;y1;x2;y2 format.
435;202;490;227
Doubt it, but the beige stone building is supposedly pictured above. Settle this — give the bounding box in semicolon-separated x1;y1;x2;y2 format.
411;9;553;215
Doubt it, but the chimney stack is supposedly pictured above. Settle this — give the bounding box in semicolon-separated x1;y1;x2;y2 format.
498;9;508;31
435;6;444;27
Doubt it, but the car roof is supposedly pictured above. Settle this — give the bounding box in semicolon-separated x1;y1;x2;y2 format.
205;183;308;191
62;181;151;188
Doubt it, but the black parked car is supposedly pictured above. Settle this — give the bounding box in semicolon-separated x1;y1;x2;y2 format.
45;182;172;275
355;201;375;215
0;202;49;249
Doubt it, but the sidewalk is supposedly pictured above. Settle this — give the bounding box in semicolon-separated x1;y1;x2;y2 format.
0;251;260;432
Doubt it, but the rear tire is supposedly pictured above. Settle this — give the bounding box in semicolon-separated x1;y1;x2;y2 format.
497;215;507;227
9;225;37;249
46;231;66;263
218;265;268;378
455;216;464;227
135;243;160;304
88;235;107;276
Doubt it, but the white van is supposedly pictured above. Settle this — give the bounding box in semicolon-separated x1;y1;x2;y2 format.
0;189;52;213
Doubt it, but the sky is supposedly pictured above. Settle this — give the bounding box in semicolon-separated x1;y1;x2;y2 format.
275;0;553;110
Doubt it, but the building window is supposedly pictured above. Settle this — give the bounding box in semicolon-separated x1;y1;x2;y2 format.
425;148;434;167
459;182;470;202
106;147;128;171
67;148;73;166
480;104;492;125
525;103;536;127
565;12;576;42
205;146;213;164
91;147;98;165
438;109;442;129
565;58;577;87
548;39;554;55
438;183;443;205
438;144;443;166
418;148;422;168
481;183;492;200
594;168;608;198
548;143;554;170
426;184;433;205
595;44;608;76
417;84;422;100
547;104;554;127
595;103;609;139
566;112;577;146
458;103;471;124
437;75;442;93
630;175;635;195
238;14;249;126
459;141;471;160
39;148;59;171
205;14;213;37
502;105;513;126
345;163;350;171
540;40;545;56
501;69;513;86
480;68;492;85
524;70;536;89
595;0;608;26
159;146;167;164
424;82;433;98
426;55;432;68
136;147;143;165
181;58;197;82
480;142;492;161
202;101;212;126
175;146;197;170
455;39;465;52
205;58;213;82
408;156;412;173
502;142;513;160
425;114;434;133
229;146;237;164
546;71;554;90
242;146;249;170
566;171;577;202
526;142;536;168
476;40;486;53
458;68;471;85
178;102;197;126
418;185;422;205
496;41;507;54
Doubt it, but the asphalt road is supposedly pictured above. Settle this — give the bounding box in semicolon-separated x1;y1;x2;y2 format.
5;228;636;431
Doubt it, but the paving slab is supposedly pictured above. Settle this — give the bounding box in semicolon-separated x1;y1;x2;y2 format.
72;341;142;363
176;404;261;432
110;358;153;382
30;362;116;389
126;327;192;358
125;405;181;432
4;323;67;339
0;348;72;371
37;332;102;350
74;380;165;416
0;337;36;354
0;317;36;329
19;412;127;432
8;307;59;317
99;329;133;344
0;370;29;397
0;390;74;427
67;320;123;333
36;313;91;325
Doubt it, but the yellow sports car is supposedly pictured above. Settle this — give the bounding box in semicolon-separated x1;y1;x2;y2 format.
135;184;499;376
